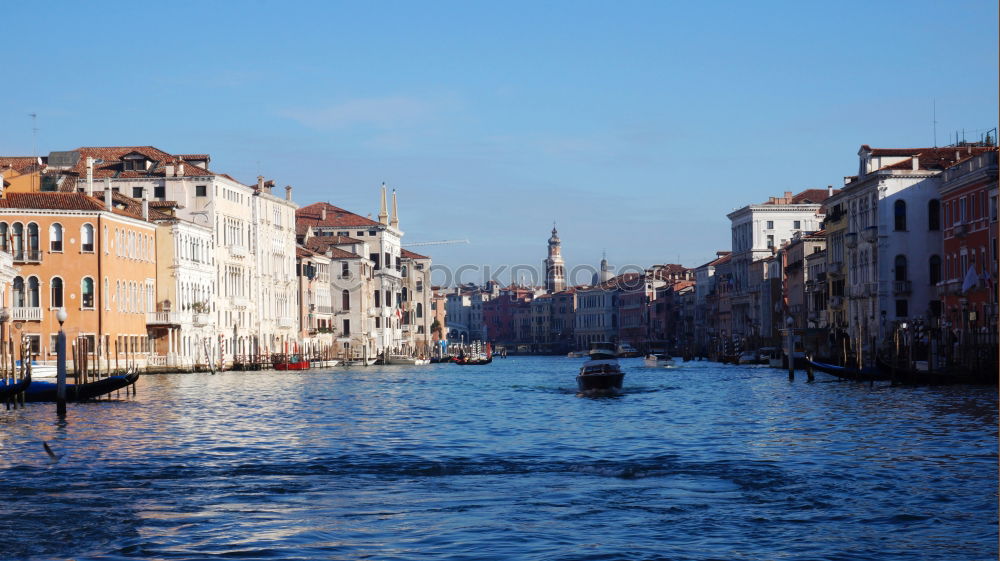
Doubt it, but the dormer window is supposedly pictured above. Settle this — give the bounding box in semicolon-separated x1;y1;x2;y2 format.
122;153;149;172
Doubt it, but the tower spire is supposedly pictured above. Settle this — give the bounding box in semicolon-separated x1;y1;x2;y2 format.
390;189;399;229
378;182;389;225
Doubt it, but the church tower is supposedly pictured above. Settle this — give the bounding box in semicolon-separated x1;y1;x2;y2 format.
544;225;566;293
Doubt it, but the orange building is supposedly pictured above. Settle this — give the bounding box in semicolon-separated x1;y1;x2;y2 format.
0;192;157;364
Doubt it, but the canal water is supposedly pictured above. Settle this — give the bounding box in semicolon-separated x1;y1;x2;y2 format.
0;357;996;560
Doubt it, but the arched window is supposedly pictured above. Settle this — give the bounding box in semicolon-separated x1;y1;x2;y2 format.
894;200;907;231
402;287;408;302
81;277;95;308
27;276;39;307
0;222;7;252
81;224;95;252
929;255;942;285
894;255;908;282
928;199;940;231
12;223;23;260
50;223;63;252
26;223;39;259
416;302;423;318
104;277;110;310
51;277;64;308
401;265;408;278
342;289;350;310
12;277;24;307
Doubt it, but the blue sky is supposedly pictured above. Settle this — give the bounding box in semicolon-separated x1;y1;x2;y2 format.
2;0;996;285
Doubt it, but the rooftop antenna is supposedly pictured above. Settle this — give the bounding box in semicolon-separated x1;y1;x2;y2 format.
29;112;39;192
932;99;937;147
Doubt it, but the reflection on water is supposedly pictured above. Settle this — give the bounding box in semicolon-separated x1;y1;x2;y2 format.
0;357;996;560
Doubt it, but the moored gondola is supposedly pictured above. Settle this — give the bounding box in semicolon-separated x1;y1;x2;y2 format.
25;371;140;402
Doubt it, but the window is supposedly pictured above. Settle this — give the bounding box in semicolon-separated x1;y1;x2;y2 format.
374;290;381;307
385;290;392;307
81;224;95;252
154;186;165;199
766;220;774;229
12;277;24;307
766;235;774;248
356;231;365;237
416;303;423;318
894;255;907;282
929;255;941;285
26;223;39;259
51;277;64;308
132;187;144;198
341;262;349;277
196;185;207;197
81;277;95;309
370;253;380;270
894;200;907;231
793;220;801;229
49;223;63;252
928;199;940;231
24;334;40;355
342;319;350;336
0;222;6;252
895;299;908;318
27;276;39;307
342;289;350;310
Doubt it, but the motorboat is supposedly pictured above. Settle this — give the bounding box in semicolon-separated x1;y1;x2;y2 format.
643;352;675;368
273;354;310;371
577;342;624;393
310;359;341;368
566;350;588;358
13;360;57;378
737;350;760;365
616;343;641;358
386;355;430;365
343;357;377;366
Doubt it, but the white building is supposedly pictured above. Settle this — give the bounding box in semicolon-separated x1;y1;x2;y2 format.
824;145;993;351
401;248;433;355
726;189;834;341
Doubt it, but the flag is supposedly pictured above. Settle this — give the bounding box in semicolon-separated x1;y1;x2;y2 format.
961;265;979;293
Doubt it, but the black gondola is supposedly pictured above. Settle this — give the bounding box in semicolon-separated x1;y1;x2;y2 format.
0;373;31;401
806;359;889;381
24;372;140;402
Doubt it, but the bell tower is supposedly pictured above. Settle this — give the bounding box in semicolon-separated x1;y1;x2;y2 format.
544;224;566;293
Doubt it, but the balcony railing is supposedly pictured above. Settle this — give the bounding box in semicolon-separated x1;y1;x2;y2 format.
12;250;43;264
146;311;188;325
893;280;912;295
278;317;295;329
230;244;249;258
12;307;42;321
953;223;968;237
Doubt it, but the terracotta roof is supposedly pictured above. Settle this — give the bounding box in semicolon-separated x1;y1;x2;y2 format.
304;237;365;257
792;189;837;204
296;246;317;258
297;202;381;228
401;248;429;260
100;191;173;221
879;147;994;172
0;192;106;211
69;146;217;180
0;157;43;174
324;247;362;259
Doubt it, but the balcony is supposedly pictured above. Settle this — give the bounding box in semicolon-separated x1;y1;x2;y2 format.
401;324;411;332
278;316;295;329
861;226;878;244
192;312;210;327
953;223;968;237
230;296;250;309
230;244;249;258
893;280;912;295
845;232;858;248
12;250;43;264
11;307;42;321
146;311;188;325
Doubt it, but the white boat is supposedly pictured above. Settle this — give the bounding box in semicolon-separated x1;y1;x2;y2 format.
616;343;640;358
567;351;588;358
15;362;58;378
343;357;377;366
310;359;341;368
386;356;430;365
737;350;759;365
643;353;675;368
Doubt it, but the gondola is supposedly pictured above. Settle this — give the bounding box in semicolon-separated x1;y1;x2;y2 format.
0;372;31;401
24;371;140;402
806;359;888;381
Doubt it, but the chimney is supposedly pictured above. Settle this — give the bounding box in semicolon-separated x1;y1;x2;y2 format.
285;185;293;201
320;206;327;221
85;157;94;195
0;173;4;198
177;163;184;176
104;187;113;211
142;198;149;220
827;185;833;197
784;191;792;203
912;156;919;171
257;175;264;192
165;163;174;177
